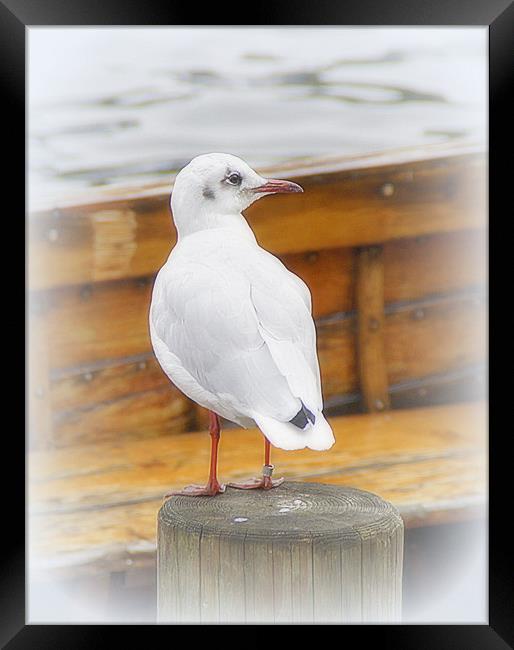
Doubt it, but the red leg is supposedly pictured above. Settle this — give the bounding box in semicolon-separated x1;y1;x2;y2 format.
227;436;284;490
164;411;225;498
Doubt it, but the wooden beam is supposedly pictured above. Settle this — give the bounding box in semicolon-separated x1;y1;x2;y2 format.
356;245;390;412
39;229;485;372
44;288;485;447
28;145;486;291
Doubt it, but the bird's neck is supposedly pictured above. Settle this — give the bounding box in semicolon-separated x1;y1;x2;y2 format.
174;207;256;243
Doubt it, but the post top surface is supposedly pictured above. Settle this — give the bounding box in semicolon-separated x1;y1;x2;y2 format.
158;481;403;542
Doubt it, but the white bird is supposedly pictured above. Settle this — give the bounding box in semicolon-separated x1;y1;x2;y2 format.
150;153;335;496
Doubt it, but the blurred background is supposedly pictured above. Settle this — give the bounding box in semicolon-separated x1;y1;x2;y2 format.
29;27;486;205
28;27;487;624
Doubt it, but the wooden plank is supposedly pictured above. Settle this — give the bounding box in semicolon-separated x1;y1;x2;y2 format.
327;288;485;398
157;519;178;621
45;289;484;447
250;155;485;255
46;316;354;448
175;524;201;622
40;252;353;371
356;245;390;412
45;356;194;449
360;516;404;621
340;537;363;622
218;535;246;623
290;541;314;623
34;223;486;448
39;229;484;373
312;536;343;622
28;204;172;291
282;247;355;318
384;290;486;386
324;363;487;415
50;354;168;413
29;402;486;579
52;387;193;447
387;364;486;411
271;541;294;622
43;277;156;370
243;537;275;623
28;145;486;290
316;313;358;400
199;533;221;623
383;229;486;304
43;282;480;390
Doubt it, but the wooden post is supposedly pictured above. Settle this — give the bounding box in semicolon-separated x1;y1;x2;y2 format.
356;245;391;412
157;482;403;623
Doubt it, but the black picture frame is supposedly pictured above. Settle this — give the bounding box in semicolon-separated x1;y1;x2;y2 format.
5;0;507;645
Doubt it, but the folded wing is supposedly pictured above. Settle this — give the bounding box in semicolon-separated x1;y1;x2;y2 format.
150;250;334;450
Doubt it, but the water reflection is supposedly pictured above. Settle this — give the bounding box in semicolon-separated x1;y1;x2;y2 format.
28;27;486;203
94;89;192;108
274;75;446;104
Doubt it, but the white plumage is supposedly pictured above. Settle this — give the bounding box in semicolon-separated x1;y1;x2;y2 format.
149;153;334;452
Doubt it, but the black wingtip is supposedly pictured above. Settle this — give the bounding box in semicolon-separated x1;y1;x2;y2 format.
289;403;316;429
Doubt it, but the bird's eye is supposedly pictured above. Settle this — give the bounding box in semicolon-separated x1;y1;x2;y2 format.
227;172;242;186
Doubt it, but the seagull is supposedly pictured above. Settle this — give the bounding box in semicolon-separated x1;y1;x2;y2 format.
150;153;335;496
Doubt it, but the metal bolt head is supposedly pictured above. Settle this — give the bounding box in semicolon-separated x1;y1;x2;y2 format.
368;317;380;331
381;182;395;197
374;399;385;411
83;372;94;382
412;308;425;320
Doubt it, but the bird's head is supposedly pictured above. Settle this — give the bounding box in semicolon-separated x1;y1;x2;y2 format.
170;153;303;237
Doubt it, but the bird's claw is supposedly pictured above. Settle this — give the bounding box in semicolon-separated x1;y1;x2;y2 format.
163;482;226;499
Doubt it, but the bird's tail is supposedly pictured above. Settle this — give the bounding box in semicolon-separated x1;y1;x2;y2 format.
253;410;335;451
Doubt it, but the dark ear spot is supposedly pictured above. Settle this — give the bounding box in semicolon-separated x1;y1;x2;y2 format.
202;186;215;200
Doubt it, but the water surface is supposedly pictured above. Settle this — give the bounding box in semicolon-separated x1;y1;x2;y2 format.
28;27;487;206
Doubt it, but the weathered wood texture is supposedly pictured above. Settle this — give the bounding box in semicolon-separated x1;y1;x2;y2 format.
356;245;390;412
39;228;485;370
37;285;485;448
27;143;487;448
29;402;486;580
157;482;403;623
28;142;485;291
27;228;486;449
